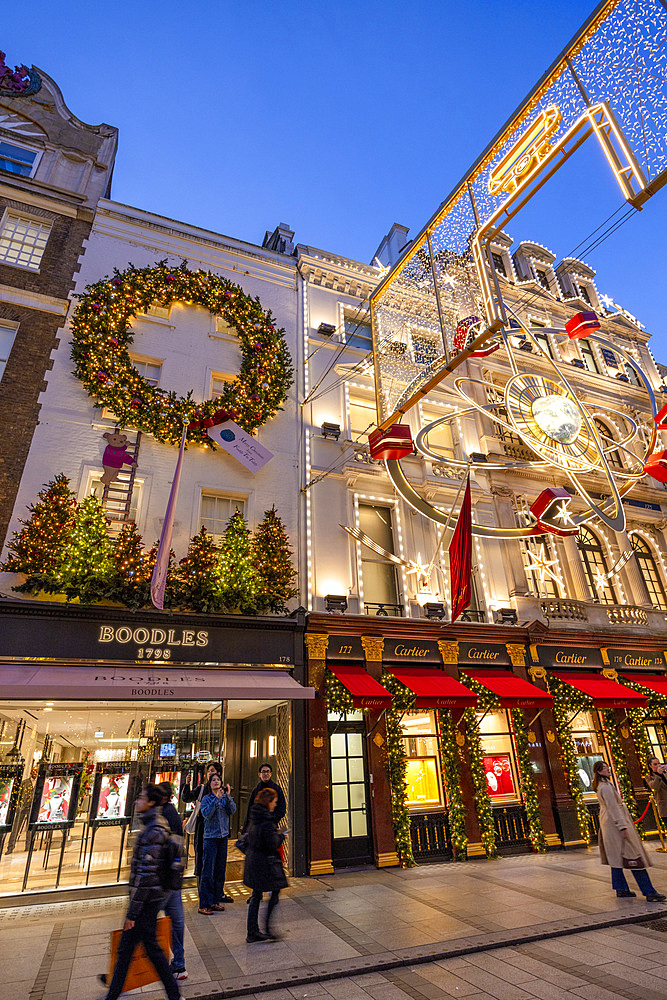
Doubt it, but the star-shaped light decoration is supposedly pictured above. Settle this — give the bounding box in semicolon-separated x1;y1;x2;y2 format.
594;569;608;594
525;549;561;587
407;552;430;586
600;293;616;311
555;499;574;526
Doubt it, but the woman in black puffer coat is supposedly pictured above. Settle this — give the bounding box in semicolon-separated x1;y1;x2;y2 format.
243;787;287;942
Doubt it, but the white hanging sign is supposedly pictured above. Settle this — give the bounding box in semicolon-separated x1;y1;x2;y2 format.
207;419;273;473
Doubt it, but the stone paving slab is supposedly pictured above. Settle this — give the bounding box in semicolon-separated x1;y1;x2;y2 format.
3;849;667;1000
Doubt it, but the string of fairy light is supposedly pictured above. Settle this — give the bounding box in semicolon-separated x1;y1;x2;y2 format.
70;261;293;445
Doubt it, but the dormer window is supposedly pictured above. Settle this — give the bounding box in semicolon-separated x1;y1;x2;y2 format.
533;266;550;290
492;252;507;277
0;139;38;177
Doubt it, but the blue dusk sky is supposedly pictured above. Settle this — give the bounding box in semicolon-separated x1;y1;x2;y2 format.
4;2;667;354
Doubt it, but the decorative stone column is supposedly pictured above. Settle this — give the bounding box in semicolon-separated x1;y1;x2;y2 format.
304;633;334;876
562;534;590;601
361;636;399;868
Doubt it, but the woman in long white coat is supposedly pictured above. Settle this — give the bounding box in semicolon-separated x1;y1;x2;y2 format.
593;759;665;901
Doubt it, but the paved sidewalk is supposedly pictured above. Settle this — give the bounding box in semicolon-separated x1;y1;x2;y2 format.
4;849;667;1000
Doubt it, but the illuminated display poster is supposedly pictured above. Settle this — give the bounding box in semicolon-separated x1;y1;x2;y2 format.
154;771;180;805
97;773;130;820
37;776;74;823
0;764;21;832
482;754;515;798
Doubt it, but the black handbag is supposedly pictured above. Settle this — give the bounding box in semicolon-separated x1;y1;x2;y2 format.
234;833;248;854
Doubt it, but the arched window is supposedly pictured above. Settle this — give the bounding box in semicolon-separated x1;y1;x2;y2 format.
631;535;667;610
594;419;623;469
577;527;618;604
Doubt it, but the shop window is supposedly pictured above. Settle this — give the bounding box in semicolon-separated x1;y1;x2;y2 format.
0;321;18;381
344;311;373;352
593;419;623;470
631;535;667;610
200;493;246;544
570;710;607;796
0;210;51;271
358;502;401;613
348;393;377;440
400;712;444;809
645;721;667;763
577;526;618;604
477;710;520;802
0;139;39;177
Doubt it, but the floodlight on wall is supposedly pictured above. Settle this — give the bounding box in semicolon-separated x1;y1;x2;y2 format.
424;602;446;620
249;739;258;758
318;322;336;337
325;594;348;613
469;452;487;463
495;607;518;625
321;422;341;441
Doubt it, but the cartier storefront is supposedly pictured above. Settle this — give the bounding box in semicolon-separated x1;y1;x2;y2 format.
304;614;665;875
0;600;312;902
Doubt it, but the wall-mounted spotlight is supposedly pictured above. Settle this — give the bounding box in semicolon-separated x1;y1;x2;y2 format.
321;422;341;441
424;602;446;620
325;594;348;613
495;607;518;625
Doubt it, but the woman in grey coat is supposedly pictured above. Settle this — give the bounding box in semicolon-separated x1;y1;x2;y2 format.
593;760;665;901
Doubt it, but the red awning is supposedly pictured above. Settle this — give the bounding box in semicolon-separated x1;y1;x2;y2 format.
386;667;478;710
623;673;667;698
462;670;553;709
553;672;647;708
327;663;393;709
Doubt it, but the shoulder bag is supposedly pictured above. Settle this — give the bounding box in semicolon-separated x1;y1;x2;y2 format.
184;785;204;836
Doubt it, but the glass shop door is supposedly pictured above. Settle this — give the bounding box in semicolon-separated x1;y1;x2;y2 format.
328;714;373;867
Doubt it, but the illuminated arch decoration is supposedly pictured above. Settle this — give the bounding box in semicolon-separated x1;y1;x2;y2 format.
70;261;293;447
370;0;667;428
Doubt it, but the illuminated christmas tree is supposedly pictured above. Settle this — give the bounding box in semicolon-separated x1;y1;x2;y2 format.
109;522;147;609
55;494;113;602
1;474;77;592
252;505;297;613
176;526;220;612
216;510;260;612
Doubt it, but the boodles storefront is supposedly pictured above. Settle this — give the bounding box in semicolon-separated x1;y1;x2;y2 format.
0;600;312;902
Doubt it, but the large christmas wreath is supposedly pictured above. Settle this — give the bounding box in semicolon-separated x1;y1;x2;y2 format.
70;261;293;446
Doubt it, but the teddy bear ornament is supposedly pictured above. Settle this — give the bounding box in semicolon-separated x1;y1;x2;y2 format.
101;431;138;486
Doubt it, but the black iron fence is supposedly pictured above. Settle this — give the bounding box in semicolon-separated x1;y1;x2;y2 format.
364;602;405;617
410;812;453;860
587;802;600;840
493;805;532;848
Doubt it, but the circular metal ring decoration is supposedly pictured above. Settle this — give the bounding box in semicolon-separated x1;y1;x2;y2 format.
70;261;293;447
386;322;659;538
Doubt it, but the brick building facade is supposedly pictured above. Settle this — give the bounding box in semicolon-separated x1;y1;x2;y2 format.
0;58;117;545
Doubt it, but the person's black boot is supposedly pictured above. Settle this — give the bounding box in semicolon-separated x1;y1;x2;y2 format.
646;892;667;901
616;889;636;897
246;930;271;942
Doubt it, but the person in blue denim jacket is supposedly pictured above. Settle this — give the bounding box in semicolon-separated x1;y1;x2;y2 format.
198;773;236;914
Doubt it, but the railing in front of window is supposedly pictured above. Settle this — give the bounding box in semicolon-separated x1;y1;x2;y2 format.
541;599;589;621
586;802;600;840
607;605;649;626
493;805;532;848
410;812;452;860
364;602;404;617
458;609;486;623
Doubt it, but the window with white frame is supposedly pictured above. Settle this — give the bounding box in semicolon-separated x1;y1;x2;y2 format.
491;251;507;277
200;493;246;544
0;321;18;381
594;418;623;470
343;311;373;351
130;357;162;386
0;140;39;177
532;264;551;290
211;372;234;399
572;277;593;305
348;393;377;440
577;527;618;604
579;338;601;375
631;534;667;610
89;473;142;523
0;211;51;270
357;502;400;613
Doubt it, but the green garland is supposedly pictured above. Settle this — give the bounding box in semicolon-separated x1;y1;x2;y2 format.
510;709;547;852
381;672;416;868
546;675;592;844
463;708;498;857
324;670;354;714
436;709;468;859
70;260;293;445
601;709;639;825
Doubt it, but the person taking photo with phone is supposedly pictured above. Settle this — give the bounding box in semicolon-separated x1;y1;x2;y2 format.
198;773;236;915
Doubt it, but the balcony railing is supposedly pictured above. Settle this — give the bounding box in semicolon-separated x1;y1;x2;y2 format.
541;599;589;621
364;602;405;617
607;605;649;626
458;609;486;623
